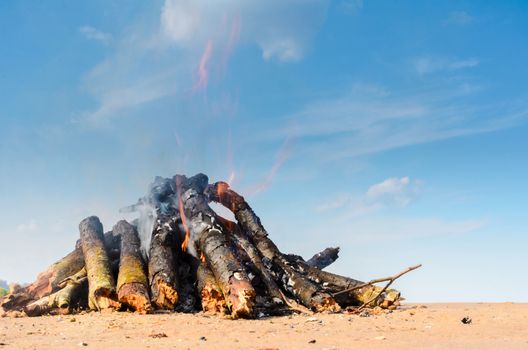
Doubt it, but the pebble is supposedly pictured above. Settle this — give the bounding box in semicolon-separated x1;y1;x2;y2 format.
359;310;370;317
306;317;318;322
78;342;87;346
199;336;207;341
308;339;316;344
374;336;386;340
461;316;472;324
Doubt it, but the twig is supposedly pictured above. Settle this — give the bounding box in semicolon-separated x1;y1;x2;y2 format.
332;264;422;308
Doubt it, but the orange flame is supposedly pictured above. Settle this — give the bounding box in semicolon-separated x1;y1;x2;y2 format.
246;137;292;195
179;194;191;252
193;40;214;92
200;251;206;264
176;177;191;252
222;14;241;66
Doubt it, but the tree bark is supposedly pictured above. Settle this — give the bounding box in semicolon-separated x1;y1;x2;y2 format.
79;216;120;310
113;220;151;313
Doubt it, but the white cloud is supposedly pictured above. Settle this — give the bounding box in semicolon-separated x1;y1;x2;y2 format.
160;0;200;43
445;11;473;25
413;56;479;75
317;176;420;216
16;219;38;233
366;176;417;207
79;26;112;44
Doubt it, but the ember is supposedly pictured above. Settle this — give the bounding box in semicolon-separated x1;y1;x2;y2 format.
0;173;417;319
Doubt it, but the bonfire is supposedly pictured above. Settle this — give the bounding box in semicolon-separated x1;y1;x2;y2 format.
0;173;419;319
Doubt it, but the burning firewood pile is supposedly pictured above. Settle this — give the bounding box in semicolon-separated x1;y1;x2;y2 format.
1;173;419;319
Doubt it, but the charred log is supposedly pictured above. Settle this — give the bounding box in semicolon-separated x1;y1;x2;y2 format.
306;247;340;270
177;174;256;319
148;215;180;310
216;216;284;306
206;182;339;312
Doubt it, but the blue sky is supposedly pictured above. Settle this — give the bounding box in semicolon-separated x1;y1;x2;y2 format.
1;0;527;302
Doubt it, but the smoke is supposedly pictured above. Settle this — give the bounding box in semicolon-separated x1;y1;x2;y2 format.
136;203;157;257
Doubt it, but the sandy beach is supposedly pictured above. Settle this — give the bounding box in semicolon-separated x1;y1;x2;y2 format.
1;303;527;349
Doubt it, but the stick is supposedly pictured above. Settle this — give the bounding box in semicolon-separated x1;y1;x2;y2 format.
332;264;421;309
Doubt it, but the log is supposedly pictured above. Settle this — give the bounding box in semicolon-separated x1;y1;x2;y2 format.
177;174;256;318
306;247;340;270
24;268;87;317
1;246;84;312
0;230;122;313
79;216;120;310
216;216;284;306
285;254;400;308
206;182;340;312
113;220;151;314
196;262;227;315
148;215;179;310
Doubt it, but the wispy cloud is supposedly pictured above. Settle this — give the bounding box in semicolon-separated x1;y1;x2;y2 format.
317;176;420;216
16;219;38;233
254;82;527;161
79;26;112;44
413;56;479;75
444;11;473;25
80;0;328;125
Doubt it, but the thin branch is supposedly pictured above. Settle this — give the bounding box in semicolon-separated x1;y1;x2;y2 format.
332;264;422;306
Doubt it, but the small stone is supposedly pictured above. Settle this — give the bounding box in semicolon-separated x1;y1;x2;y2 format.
70;317;76;322
306;317;318;322
308;339;316;344
374;336;386;340
149;333;167;338
78;342;87;346
461;316;472;324
359;310;369;317
199;336;207;341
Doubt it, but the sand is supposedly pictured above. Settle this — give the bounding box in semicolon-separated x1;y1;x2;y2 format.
1;303;527;349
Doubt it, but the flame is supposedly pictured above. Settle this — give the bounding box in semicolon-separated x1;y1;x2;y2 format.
193;40;214;92
200;251;206;264
175;177;191;252
222;14;241;66
216;181;230;200
179;194;191;252
246;137;293;195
